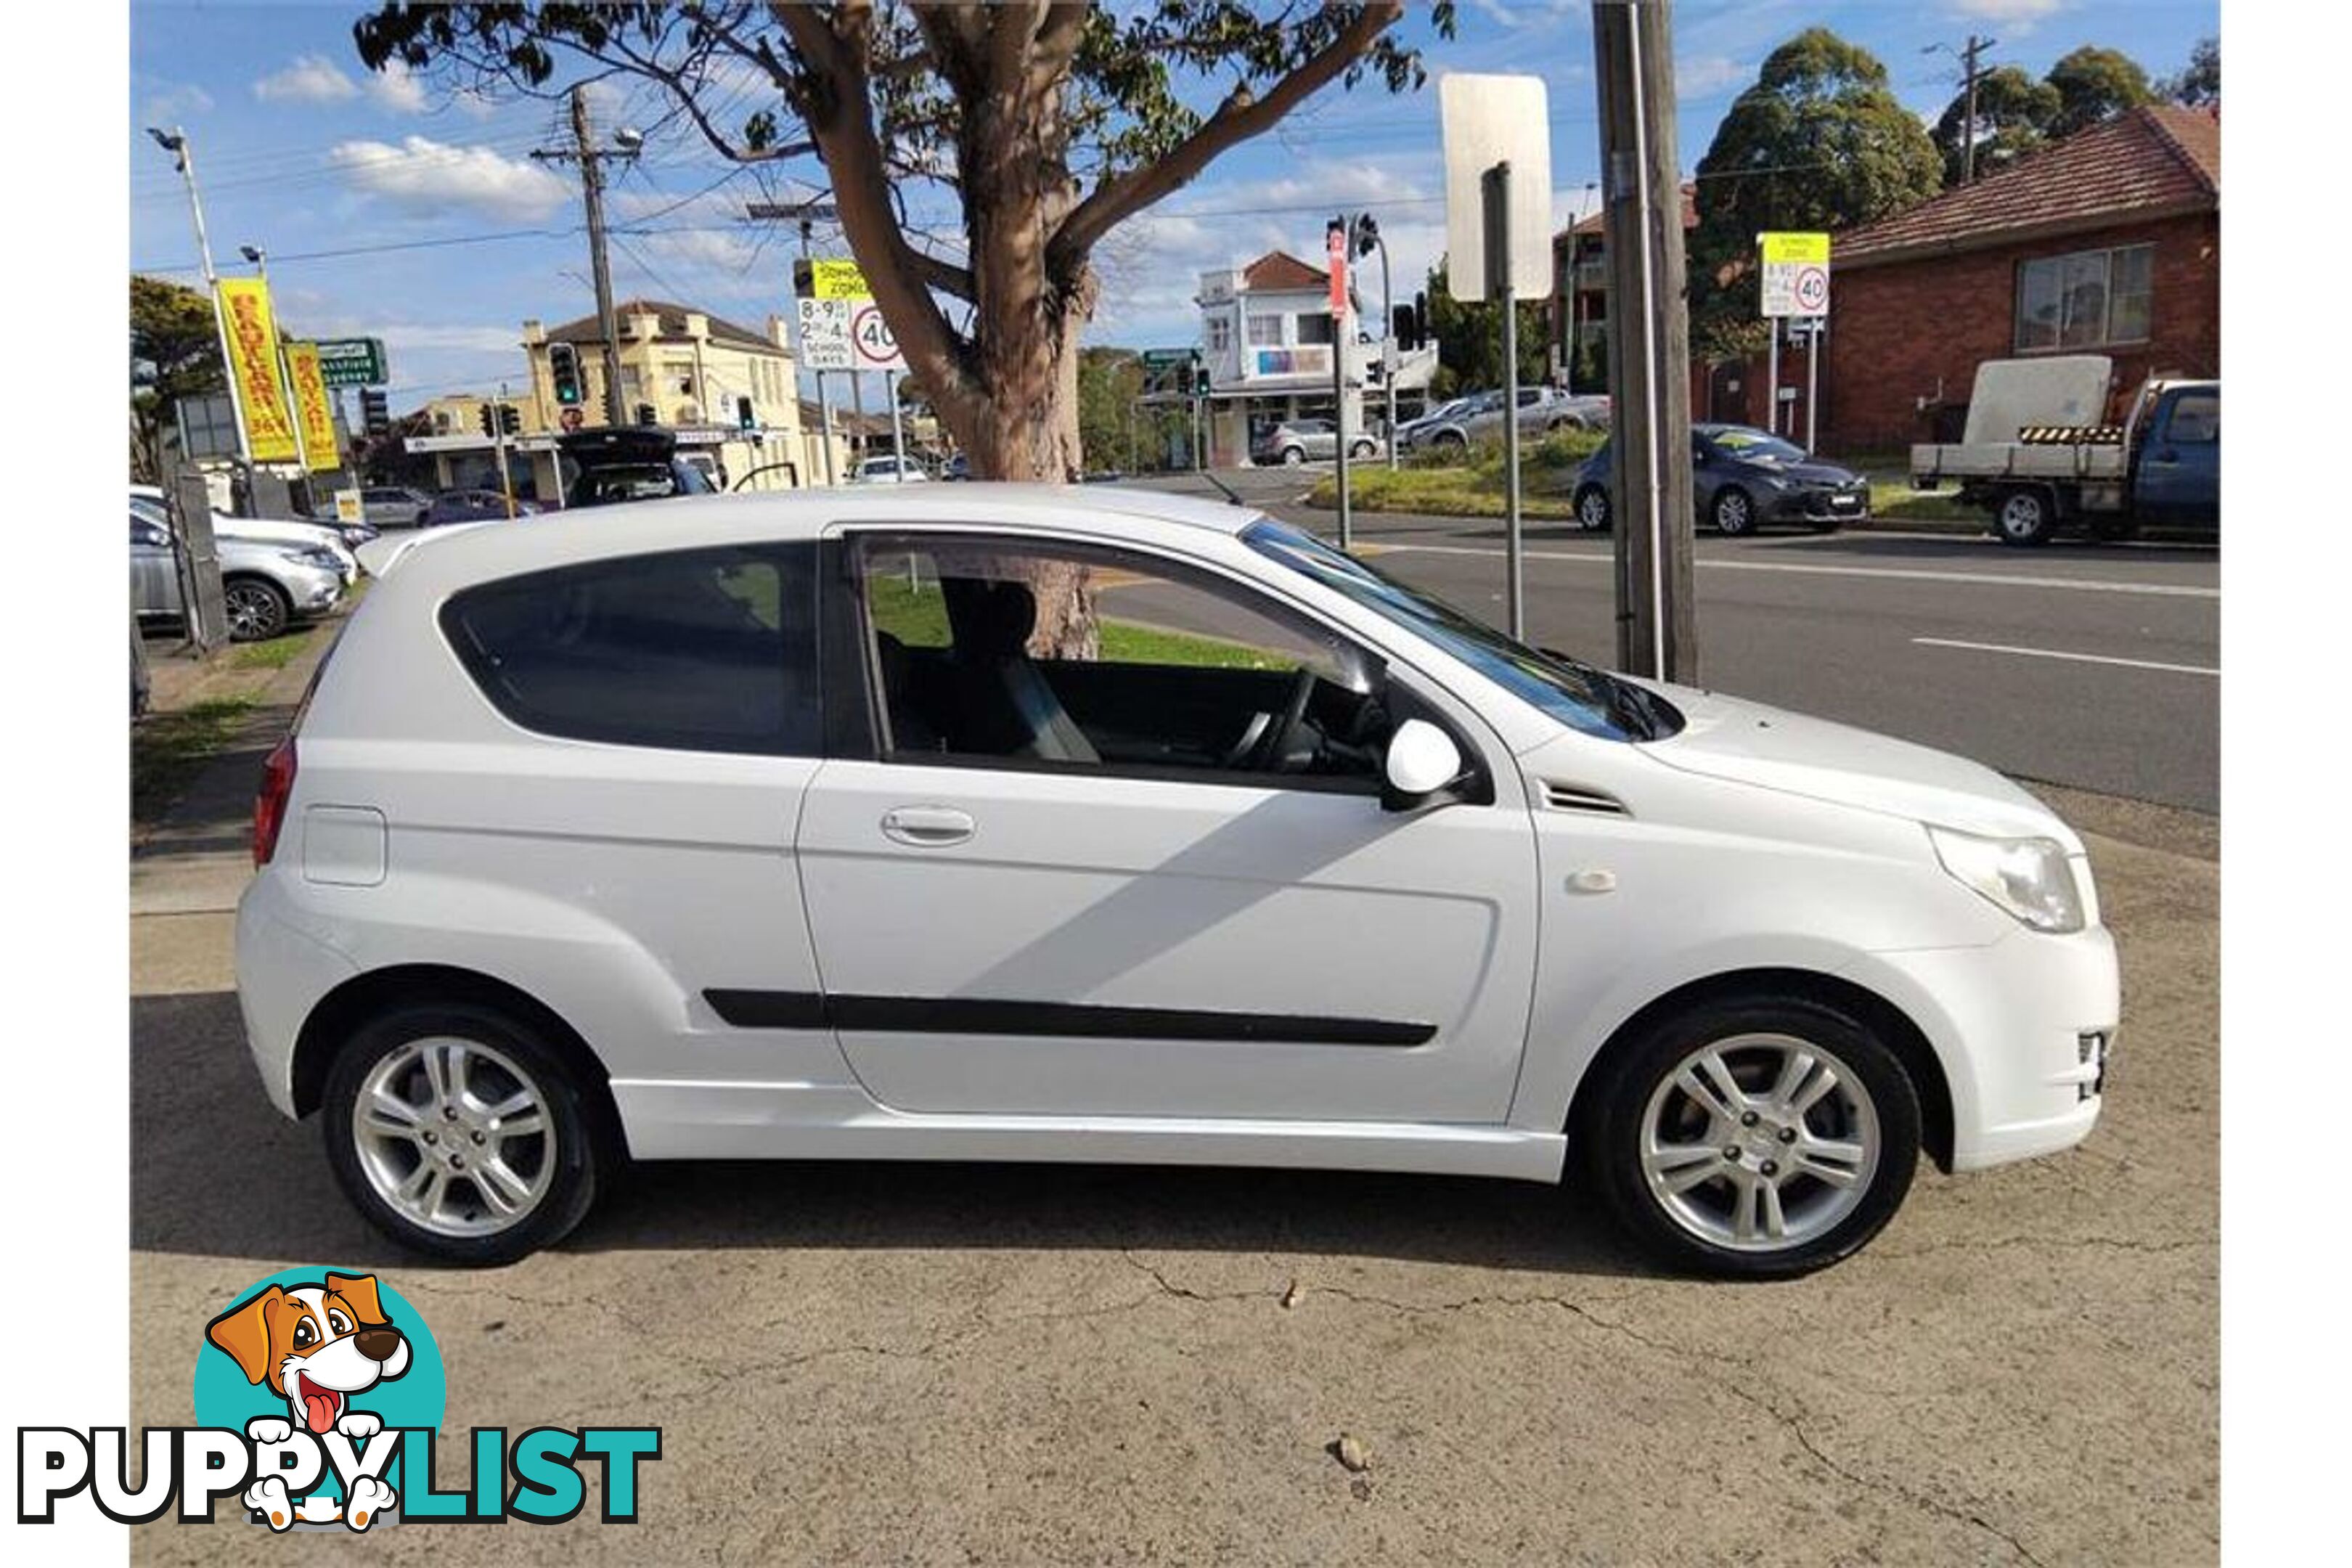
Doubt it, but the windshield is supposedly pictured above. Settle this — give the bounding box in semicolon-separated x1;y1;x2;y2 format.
1706;428;1808;465
1242;518;1643;740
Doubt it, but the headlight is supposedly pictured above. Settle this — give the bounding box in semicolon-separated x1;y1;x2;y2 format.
1928;826;2087;934
282;547;343;570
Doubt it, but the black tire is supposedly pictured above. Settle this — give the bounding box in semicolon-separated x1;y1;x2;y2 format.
1711;486;1759;537
1548;416;1585;433
1281;445;1306;466
1993;486;2057;547
322;1001;603;1265
1574;484;1613;533
1433;430;1467;454
1575;993;1922;1279
223;576;291;642
1349;438;1376;460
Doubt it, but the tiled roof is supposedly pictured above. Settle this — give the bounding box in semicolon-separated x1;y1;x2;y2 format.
1241;250;1327;292
1838;105;2218;267
545;297;782;353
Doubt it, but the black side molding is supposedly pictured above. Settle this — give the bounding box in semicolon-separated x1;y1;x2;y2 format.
701;989;1432;1048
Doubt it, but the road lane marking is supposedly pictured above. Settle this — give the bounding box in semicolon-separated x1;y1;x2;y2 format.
1911;637;2219;677
1364;541;2218;600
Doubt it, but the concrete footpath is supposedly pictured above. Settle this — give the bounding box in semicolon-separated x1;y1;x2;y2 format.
126;667;2217;1564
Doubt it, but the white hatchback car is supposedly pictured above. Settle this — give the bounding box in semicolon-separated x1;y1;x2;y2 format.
236;486;2116;1275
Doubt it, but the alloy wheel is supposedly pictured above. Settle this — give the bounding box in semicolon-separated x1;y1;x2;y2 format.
351;1036;557;1238
1638;1032;1880;1252
224;581;285;641
1715;490;1754;535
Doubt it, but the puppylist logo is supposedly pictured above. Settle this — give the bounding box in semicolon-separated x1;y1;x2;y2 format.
17;1268;660;1531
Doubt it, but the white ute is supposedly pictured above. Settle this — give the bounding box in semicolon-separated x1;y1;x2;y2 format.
236;486;2117;1275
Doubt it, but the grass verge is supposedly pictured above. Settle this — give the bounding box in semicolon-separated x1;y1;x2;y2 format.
132;695;258;825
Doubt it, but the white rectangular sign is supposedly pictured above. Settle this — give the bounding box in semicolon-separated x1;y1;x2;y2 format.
1440;73;1553;301
798;297;857;371
1758;232;1832;319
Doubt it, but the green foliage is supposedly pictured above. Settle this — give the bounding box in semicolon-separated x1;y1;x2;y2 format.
1074;346;1190;473
2160;37;2219;107
1422;257;1549;393
1931;65;2061;187
1689;29;1940;356
2045;45;2155;137
130;273;225;481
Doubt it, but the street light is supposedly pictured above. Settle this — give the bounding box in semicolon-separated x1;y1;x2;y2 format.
147;124;253;474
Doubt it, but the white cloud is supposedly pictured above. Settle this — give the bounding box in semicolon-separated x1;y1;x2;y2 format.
368;60;429;115
1463;0;1588;28
1676;55;1754;100
635;228;761;272
142;82;214;122
1948;0;2067;24
330;136;573;220
253;54;360;105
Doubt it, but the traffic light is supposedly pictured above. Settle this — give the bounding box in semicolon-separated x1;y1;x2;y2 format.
498;403;522;437
792;258;814;297
1395;293;1428;351
635;403;658;427
549;341;582;406
1192;351;1210;399
1351;212;1380;259
359;388;389;436
478;402;497;438
737;395;756;432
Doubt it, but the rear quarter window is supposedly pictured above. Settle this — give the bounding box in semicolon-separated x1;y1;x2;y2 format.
439;543;820;755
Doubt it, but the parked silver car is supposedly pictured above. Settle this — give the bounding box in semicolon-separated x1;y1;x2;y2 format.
361;486;434;528
131;510;343;642
1251;418;1383;465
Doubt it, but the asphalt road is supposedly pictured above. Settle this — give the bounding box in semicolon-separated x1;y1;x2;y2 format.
1127;473;2218;812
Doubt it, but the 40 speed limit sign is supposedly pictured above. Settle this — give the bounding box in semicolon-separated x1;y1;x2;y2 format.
851;303;906;372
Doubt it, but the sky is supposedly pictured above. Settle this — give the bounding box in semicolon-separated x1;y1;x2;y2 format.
128;0;2218;413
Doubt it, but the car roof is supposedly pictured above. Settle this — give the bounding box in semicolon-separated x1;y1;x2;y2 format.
359;483;1268;589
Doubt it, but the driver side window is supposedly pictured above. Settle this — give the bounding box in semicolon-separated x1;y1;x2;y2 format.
853;535;1392;789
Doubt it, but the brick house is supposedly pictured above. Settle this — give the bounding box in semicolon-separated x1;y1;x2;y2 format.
1797;105;2219;454
1550;185;1696;390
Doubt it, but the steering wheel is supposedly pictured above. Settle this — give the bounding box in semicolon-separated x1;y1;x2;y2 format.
1240;668;1318;773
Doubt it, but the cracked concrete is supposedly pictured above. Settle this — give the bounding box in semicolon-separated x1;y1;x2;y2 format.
127;794;2216;1564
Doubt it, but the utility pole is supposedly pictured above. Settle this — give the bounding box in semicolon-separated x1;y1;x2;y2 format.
534;89;640;428
1929;33;1998;185
1592;0;1697;682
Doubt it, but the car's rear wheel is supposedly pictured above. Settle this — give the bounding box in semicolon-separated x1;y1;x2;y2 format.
1994;486;2057;547
222;577;291;642
1349;438;1376;460
1434;430;1467;454
323;1002;602;1265
1575;485;1612;533
1281;445;1306;466
1577;995;1922;1278
1712;486;1758;536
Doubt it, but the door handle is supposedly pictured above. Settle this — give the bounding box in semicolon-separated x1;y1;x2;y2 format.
881;805;976;846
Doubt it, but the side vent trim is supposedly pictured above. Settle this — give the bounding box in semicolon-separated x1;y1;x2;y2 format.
1541;781;1630;817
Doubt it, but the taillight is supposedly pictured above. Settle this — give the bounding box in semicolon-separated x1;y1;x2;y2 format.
253;737;297;867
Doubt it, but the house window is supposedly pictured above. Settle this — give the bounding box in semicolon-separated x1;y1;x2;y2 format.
2015;243;2155;352
1246;314;1284;347
1206;314;1233;354
1295;312;1335;346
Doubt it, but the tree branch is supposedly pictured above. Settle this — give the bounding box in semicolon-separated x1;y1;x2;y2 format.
1049;0;1405;267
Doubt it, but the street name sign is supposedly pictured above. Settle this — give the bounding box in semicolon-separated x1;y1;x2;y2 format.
311;337;388;388
1759;232;1831;319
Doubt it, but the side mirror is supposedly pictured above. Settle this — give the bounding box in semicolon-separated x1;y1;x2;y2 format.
1383;718;1466;812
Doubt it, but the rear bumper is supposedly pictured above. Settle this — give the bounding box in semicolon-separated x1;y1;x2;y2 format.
234;870;361;1119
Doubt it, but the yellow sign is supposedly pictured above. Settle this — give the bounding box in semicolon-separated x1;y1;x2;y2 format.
217;278;298;462
284;342;341;473
809;258;872;301
334;489;366;524
1759;232;1831;265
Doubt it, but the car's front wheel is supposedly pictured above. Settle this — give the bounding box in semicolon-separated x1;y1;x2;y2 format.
322;1002;603;1265
1711;486;1758;537
1281;445;1306;466
1349;438;1376;460
1577;995;1922;1278
222;576;291;642
1575;484;1612;533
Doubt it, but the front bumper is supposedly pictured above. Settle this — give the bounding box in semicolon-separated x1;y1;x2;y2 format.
1855;923;2120;1172
1763;484;1871;523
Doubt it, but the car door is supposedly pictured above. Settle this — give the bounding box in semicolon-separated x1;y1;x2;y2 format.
130;513;177;616
793;528;1542;1124
2134;389;2219;528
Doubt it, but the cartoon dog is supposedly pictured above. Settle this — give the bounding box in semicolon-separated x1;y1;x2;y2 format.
205;1272;410;1532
